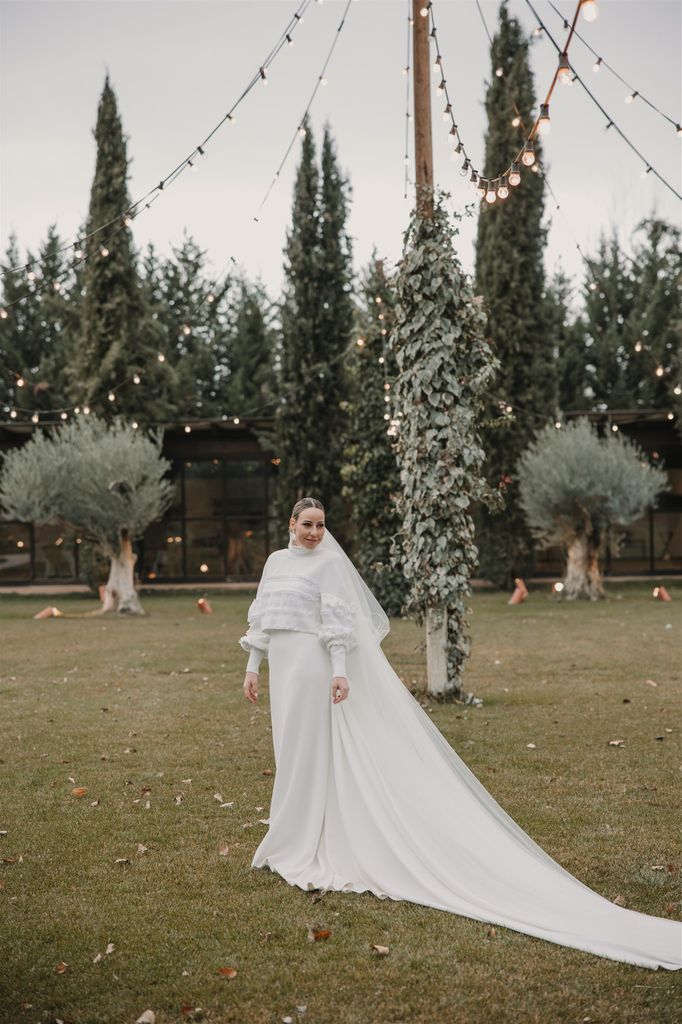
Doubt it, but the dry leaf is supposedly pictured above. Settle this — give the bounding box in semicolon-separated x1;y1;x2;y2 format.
55;961;69;973
93;952;102;963
115;857;131;866
262;769;274;776
307;925;332;942
218;966;237;979
174;795;183;805
258;818;270;825
181;778;192;784
218;845;230;857
665;903;676;914
135;1012;156;1024
371;944;390;955
137;844;148;855
90;799;100;807
487;926;497;938
525;743;536;750
72;786;88;797
608;739;625;747
220;802;234;809
105;942;115;954
644;679;657;687
213;793;223;803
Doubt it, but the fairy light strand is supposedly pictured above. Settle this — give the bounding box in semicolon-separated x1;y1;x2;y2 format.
253;0;353;220
524;0;682;201
0;0;312;282
545;0;682;134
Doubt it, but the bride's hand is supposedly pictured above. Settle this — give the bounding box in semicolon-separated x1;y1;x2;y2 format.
331;676;349;704
243;671;259;704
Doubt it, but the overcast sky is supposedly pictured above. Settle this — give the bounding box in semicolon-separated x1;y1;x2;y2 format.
1;0;680;301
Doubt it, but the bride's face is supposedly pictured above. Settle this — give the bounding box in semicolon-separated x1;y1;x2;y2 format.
289;509;325;549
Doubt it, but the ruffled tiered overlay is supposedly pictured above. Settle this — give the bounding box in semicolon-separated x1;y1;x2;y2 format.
238;539;682;971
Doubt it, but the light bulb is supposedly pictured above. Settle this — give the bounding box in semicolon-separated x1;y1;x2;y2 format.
509;162;521;186
320;76;327;86
432;57;442;75
497;175;509;199
581;0;598;23
469;168;478;184
158;352;166;362
625;91;637;104
676;124;682;136
182;324;192;336
185;425;191;433
74;246;84;259
485;180;498;204
593;57;602;72
233;416;240;424
27;270;36;281
53;281;61;291
9;409;17;419
511;116;521;127
655;366;664;377
207;292;215;303
32;413;39;424
537;104;551;135
132;421;138;429
286;34;293;46
123;214;133;227
641;166;652;179
108;392;115;402
634;341;643;352
521;141;536;166
558;54;571;85
100;247;109;257
133;373;141;384
674;385;681;395
442;104;452;122
495;67;503;78
60;411;68;420
419;5;429;17
83;405;90;415
476;178;486;198
0;308;7;319
460;159;469;177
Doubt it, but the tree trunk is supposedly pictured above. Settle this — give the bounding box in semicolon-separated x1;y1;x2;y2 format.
102;533;144;615
563;533;605;601
425;605;451;697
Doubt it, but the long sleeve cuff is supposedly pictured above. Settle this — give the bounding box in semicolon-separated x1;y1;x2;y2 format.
246;646;265;674
330;644;347;678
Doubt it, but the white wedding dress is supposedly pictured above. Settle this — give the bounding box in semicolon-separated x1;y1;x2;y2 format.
240;535;682;971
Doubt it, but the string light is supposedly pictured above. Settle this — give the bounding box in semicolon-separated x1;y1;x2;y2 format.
581;0;598;22
485;180;498;204
0;2;311;284
509;162;521;186
557;54;572;85
133;373;141;384
521;140;536;166
592;56;602;72
497;174;509;199
537;104;551;135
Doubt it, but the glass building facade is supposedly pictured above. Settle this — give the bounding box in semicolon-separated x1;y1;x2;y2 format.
1;413;681;583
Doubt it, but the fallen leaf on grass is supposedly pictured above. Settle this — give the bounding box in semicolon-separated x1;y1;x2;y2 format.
181;778;192;784
72;786;88;797
213;793;224;803
371;944;390;956
525;743;536;750
90;799;100;807
114;857;131;866
611;894;625;906
220;802;234;809
55;961;69;973
137;844;148;855
487;927;497;938
106;941;115;954
218;845;230;857
218;966;237;979
2;856;19;865
608;739;625;747
665;904;677;915
174;795;183;805
644;679;657;687
258;818;270;825
307;925;332;942
135;1012;156;1024
262;769;274;776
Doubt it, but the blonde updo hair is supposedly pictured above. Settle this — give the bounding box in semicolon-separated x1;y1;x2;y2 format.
290;496;325;521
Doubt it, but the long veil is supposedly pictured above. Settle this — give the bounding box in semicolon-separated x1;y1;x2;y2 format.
311;529;682;971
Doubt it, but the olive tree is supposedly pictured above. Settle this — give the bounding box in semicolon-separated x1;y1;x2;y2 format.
0;416;174;614
517;418;668;599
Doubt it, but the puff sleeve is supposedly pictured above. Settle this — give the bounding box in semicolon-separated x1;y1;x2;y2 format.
239;557;272;674
317;556;358;678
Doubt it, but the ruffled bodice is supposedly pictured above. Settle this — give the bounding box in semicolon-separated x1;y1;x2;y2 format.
239;539;358;677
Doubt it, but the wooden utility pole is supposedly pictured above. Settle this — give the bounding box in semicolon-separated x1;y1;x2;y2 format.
412;0;434;218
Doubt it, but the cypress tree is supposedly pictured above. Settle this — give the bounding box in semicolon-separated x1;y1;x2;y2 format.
226;280;277;417
341;256;406;615
474;1;555;589
275;120;352;536
75;76;176;421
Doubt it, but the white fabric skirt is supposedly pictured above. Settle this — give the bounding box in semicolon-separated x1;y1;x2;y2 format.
251;628;682;971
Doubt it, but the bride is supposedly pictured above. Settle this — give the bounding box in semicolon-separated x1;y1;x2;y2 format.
240;496;682;971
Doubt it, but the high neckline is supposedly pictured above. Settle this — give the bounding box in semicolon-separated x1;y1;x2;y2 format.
288;538;319;555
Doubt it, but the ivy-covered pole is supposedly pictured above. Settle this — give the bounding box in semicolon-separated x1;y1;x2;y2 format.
389;200;503;703
412;0;434;218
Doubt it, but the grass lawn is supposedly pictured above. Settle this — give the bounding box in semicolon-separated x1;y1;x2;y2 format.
1;583;680;1024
